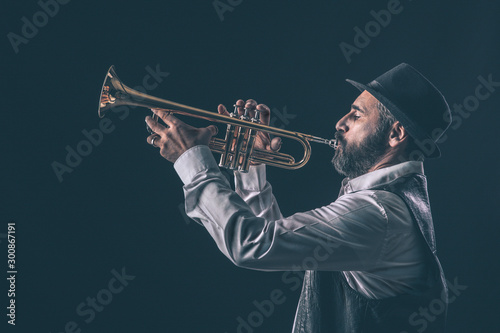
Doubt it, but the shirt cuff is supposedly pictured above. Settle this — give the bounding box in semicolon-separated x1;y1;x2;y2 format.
234;164;267;191
174;145;219;184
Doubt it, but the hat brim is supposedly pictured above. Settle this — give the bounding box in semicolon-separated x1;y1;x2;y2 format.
345;79;441;159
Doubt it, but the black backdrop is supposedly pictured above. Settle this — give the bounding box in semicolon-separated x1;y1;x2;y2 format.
2;0;499;332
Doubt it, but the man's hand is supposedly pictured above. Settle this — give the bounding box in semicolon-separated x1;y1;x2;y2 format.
218;99;282;164
146;109;218;163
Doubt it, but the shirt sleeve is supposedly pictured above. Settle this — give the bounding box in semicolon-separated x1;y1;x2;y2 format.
174;145;389;272
233;164;284;221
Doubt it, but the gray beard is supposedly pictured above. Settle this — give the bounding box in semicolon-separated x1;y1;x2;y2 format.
331;131;389;179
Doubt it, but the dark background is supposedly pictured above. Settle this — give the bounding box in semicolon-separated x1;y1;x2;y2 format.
2;0;499;332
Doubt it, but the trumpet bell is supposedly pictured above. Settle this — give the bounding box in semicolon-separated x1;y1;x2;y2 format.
98;65;135;118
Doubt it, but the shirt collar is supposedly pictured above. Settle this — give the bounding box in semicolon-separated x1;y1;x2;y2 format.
341;161;424;194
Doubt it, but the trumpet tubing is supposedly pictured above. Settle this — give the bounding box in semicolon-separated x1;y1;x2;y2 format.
98;65;336;172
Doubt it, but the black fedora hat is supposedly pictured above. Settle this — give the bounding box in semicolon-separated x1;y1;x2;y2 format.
346;63;451;158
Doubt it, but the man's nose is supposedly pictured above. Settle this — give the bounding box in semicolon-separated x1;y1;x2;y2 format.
335;114;349;133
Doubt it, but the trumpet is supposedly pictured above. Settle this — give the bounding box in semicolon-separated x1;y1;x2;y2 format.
98;66;337;172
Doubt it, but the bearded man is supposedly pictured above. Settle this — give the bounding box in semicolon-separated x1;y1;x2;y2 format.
146;63;450;332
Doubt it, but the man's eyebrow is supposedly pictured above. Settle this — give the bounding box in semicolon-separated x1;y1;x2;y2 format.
351;104;365;113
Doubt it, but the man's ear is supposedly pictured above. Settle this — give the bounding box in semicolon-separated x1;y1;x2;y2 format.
388;121;408;148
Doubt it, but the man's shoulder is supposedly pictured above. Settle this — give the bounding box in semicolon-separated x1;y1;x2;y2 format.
339;188;406;206
338;189;414;231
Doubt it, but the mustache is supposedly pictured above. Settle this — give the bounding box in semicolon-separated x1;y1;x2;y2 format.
334;132;345;143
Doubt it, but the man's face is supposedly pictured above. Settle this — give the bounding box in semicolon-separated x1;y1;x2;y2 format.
331;90;390;179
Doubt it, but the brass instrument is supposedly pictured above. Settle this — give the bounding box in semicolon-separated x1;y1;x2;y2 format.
98;66;337;172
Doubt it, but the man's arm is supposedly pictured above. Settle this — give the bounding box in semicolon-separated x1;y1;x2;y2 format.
175;145;390;272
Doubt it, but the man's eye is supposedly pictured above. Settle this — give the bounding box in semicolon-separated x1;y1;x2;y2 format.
353;114;361;120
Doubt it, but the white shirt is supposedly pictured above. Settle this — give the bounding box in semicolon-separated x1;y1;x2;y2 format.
174;145;430;299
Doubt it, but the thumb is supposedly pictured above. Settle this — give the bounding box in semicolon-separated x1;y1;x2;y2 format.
270;137;282;151
204;125;219;137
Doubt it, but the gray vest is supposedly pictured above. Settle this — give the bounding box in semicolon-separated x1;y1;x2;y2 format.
292;173;448;333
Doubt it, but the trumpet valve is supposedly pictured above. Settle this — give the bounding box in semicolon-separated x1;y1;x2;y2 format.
232;104;239;117
251;109;261;123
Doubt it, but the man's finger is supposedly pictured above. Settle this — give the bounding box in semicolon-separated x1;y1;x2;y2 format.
245;99;257;108
151;108;178;127
145;116;167;134
256;104;271;125
235;99;245;116
245;99;257;118
218;104;230;116
146;134;161;147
